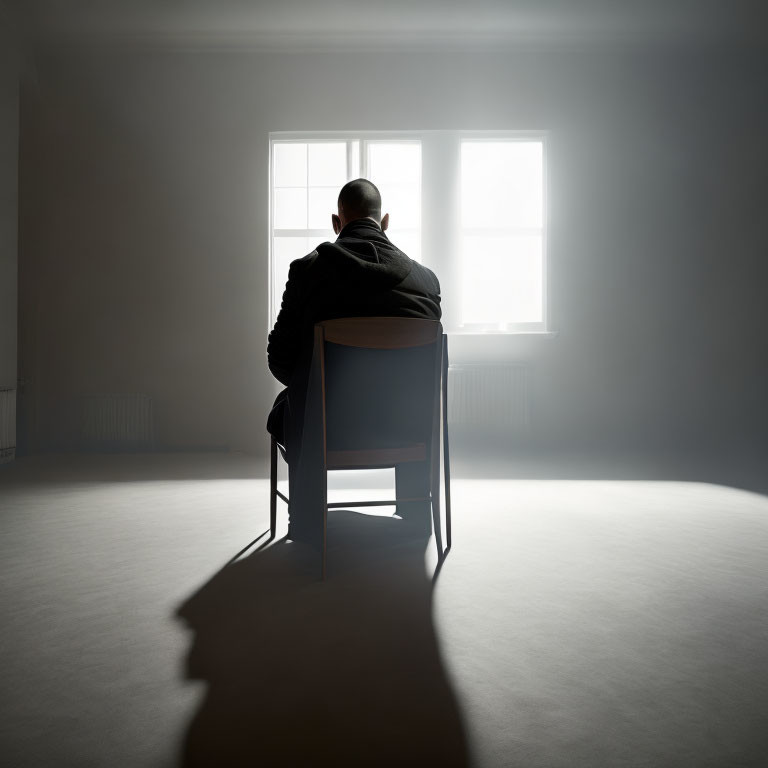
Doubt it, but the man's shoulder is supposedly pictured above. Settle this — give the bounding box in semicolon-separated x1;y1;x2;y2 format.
295;249;321;267
287;248;321;279
405;257;441;294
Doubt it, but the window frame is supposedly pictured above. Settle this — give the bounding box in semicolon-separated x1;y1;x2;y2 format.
268;130;549;335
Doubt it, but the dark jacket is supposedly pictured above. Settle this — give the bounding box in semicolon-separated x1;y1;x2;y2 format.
267;218;441;386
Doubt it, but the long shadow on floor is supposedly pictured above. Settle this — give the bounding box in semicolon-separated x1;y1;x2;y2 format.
176;510;468;767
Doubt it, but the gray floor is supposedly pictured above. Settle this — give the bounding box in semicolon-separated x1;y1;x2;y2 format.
1;452;768;767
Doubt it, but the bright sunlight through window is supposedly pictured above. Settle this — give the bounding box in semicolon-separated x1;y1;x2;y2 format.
270;132;546;332
461;140;545;328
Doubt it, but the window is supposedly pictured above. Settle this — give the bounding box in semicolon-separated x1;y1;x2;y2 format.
460;140;545;329
270;131;547;333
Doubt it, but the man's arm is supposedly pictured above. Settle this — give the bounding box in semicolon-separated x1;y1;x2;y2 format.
267;259;306;386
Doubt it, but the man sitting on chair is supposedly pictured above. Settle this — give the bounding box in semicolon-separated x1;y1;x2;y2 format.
267;178;442;543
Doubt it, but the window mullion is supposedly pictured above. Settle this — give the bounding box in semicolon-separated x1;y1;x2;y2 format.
360;139;369;178
304;143;309;230
274;229;333;239
422;131;461;331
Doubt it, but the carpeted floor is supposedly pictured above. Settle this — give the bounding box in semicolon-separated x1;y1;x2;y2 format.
1;452;767;767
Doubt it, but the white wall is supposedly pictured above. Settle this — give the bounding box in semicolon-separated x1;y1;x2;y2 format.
18;45;768;456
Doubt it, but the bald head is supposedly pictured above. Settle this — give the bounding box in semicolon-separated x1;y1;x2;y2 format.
338;178;382;221
332;178;390;235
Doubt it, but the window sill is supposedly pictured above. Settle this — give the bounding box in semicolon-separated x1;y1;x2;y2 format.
447;330;559;338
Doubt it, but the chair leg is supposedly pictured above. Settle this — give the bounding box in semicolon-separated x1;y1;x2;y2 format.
431;452;444;561
322;504;327;581
443;419;452;552
442;333;452;553
269;437;277;539
322;465;328;581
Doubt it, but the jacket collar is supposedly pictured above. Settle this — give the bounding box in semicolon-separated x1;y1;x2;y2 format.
337;217;386;240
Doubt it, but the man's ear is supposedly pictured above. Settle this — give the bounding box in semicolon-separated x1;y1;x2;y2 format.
332;213;341;235
380;213;389;232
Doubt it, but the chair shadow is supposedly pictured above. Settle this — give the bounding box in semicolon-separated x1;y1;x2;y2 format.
176;510;469;767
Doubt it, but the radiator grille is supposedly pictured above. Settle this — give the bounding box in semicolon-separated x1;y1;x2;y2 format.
0;388;15;463
81;393;155;450
448;365;530;432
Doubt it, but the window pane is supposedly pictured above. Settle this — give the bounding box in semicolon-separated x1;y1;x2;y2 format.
461;234;542;324
462;141;543;229
368;142;420;185
273;143;307;187
368;143;422;233
308;186;339;230
273;187;307;229
308;142;348;187
377;182;420;230
273;237;312;308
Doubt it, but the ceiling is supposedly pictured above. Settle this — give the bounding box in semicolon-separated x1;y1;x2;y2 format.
7;0;768;50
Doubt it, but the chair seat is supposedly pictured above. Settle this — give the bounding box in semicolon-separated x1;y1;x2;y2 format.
326;442;427;469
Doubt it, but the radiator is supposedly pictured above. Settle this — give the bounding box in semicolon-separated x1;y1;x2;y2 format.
0;388;15;463
81;393;155;450
447;364;530;432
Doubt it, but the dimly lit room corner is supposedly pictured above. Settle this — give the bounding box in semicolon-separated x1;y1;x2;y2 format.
2;2;768;767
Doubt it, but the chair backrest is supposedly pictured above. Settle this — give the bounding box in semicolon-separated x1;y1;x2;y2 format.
313;318;443;453
320;317;440;350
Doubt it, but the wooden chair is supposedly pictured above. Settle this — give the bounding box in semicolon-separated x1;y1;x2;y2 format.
270;317;451;579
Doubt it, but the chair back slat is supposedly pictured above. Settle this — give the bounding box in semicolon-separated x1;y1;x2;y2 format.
318;318;441;452
319;317;440;349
